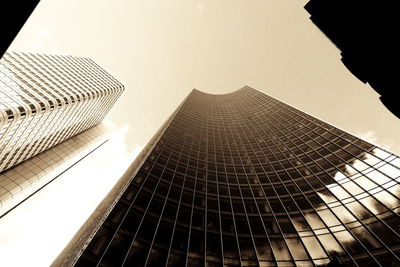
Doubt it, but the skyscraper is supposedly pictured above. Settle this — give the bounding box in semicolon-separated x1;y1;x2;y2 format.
55;86;400;266
0;123;107;218
0;51;123;173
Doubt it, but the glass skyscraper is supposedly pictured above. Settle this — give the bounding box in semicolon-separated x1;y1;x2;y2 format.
55;86;400;266
0;52;123;173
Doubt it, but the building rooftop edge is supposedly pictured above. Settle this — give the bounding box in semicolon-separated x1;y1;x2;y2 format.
191;85;257;96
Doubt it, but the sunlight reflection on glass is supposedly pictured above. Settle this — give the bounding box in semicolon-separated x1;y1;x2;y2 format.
312;145;400;262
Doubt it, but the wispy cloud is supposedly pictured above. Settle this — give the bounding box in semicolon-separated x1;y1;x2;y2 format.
196;3;205;13
353;130;394;151
28;27;60;53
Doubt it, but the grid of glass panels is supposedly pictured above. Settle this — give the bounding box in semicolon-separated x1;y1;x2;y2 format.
0;124;107;217
68;86;400;266
0;52;123;173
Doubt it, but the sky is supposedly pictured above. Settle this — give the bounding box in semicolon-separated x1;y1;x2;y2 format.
0;121;142;266
1;0;399;266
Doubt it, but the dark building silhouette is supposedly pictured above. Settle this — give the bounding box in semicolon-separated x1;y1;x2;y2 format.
304;1;400;119
55;87;400;266
0;1;40;59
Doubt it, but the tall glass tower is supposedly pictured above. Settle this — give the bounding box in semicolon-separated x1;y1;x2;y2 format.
0;52;123;173
56;87;400;266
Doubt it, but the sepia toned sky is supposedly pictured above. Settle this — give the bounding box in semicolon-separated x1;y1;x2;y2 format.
9;0;400;153
1;0;399;266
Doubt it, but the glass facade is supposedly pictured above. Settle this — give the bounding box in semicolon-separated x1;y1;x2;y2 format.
56;86;400;266
0;51;123;173
0;124;108;217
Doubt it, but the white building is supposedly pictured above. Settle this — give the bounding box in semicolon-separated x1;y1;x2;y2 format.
0;52;123;173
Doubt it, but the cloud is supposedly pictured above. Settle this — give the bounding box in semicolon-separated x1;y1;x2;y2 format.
28;27;61;53
196;3;205;13
353;130;394;151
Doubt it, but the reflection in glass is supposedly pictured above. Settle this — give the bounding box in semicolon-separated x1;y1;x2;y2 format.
301;236;327;259
317;209;341;227
271;239;292;261
317;234;344;255
304;212;325;229
332;206;357;223
54;87;400;267
350;226;381;250
334;231;364;254
285;238;308;260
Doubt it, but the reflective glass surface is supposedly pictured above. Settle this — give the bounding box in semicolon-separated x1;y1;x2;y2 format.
58;87;400;266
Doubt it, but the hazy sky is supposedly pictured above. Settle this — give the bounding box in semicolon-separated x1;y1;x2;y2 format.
9;0;400;153
2;0;400;265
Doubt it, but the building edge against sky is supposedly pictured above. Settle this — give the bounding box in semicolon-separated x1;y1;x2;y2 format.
53;96;184;267
54;86;400;266
0;124;108;218
0;51;124;219
0;51;124;173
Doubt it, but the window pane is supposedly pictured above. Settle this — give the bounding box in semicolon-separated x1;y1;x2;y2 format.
317;234;345;255
373;190;398;209
304;212;325;229
334;230;364;254
359;196;388;214
291;215;311;231
350;226;381;250
285;238;309;260
254;238;274;261
301;236;327;259
317;209;341;227
271;239;292;261
346;201;372;220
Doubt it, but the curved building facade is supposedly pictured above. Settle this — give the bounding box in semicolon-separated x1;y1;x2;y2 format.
56;86;400;266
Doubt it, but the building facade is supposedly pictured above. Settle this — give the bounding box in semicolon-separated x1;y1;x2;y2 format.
0;52;123;173
0;123;108;218
55;87;400;266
